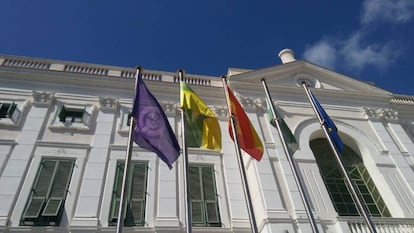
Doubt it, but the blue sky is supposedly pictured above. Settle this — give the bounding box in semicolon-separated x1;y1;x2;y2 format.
1;0;414;95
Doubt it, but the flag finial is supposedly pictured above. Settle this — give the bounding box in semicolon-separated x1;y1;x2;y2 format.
178;69;185;82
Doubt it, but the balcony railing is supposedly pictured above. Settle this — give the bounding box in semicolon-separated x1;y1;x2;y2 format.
347;218;414;233
0;55;220;87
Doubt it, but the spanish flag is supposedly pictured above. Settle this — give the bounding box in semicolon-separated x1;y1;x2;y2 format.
227;86;264;161
180;81;222;150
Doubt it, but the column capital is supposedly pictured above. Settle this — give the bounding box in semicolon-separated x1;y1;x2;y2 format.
32;91;54;106
363;107;399;121
98;97;118;111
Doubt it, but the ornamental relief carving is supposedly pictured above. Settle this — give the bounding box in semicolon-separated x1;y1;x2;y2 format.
239;97;257;110
99;97;118;110
160;102;175;113
213;107;228;118
32;91;54;105
362;107;399;121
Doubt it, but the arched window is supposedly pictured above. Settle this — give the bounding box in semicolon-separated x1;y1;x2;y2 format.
310;138;390;217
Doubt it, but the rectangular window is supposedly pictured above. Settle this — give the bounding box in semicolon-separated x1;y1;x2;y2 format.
58;106;85;123
21;158;75;226
189;164;221;227
109;162;148;226
0;102;17;119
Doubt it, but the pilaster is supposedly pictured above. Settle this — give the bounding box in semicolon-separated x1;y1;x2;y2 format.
0;91;53;226
71;97;118;226
363;107;414;217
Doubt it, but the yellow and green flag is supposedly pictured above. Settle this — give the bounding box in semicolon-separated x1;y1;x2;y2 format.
180;82;221;150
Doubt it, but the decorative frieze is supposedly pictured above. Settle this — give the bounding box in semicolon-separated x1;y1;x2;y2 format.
255;98;266;109
213;107;229;119
238;96;258;110
377;108;398;120
363;107;399;121
99;97;118;111
161;102;176;114
32;91;54;106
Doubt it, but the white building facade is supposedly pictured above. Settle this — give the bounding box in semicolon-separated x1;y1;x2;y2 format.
1;49;414;233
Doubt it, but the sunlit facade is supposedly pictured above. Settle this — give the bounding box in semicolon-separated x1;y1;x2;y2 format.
1;50;414;233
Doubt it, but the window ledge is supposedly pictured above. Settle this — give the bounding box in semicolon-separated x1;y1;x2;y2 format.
49;122;90;131
0;119;19;127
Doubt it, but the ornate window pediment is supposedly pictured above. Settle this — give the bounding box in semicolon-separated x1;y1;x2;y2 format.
0;100;29;126
50;103;97;130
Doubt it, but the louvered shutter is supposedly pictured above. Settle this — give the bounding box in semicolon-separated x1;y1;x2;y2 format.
110;163;124;223
128;163;147;225
110;162;147;226
42;160;74;216
189;166;204;225
58;106;66;122
22;160;56;219
202;166;220;224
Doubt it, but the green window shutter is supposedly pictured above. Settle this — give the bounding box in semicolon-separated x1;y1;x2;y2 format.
22;160;57;219
21;158;75;226
58;106;67;122
189;166;204;225
110;163;125;223
42;160;74;216
189;165;221;227
110;162;148;226
201;166;220;224
0;102;17;118
128;163;147;225
7;103;17;117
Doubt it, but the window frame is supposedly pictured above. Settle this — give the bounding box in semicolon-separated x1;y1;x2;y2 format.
58;106;85;123
0;100;27;126
109;161;149;226
189;163;221;227
49;103;96;130
20;158;75;226
310;138;390;217
0;102;17;119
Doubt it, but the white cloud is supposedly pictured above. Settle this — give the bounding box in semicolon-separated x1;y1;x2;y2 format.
340;31;400;71
303;40;337;69
361;0;414;25
302;0;411;73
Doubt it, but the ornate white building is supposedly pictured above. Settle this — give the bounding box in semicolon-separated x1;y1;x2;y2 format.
1;49;414;233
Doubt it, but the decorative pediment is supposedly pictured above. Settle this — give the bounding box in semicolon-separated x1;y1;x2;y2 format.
227;60;392;96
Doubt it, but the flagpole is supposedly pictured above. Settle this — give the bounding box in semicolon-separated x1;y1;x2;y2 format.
302;83;377;233
116;67;142;233
222;76;259;233
261;79;319;233
178;70;193;233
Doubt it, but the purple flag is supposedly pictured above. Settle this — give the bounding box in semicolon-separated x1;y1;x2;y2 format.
132;73;180;168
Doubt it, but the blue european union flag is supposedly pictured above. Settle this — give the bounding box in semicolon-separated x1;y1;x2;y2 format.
309;91;344;152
